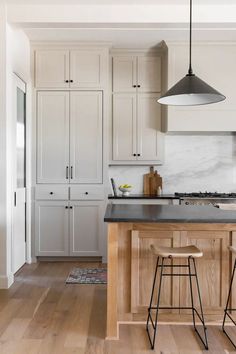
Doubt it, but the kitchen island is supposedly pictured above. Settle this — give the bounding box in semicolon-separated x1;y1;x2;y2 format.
104;204;236;339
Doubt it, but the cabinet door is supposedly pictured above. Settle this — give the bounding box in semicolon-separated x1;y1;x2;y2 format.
37;91;70;183
35;50;69;88
137;56;161;92
69;201;103;256
180;231;230;314
70;49;105;88
137;93;163;162
131;230;181;314
112;93;137;161
112;56;137;92
70;91;103;184
35;201;69;256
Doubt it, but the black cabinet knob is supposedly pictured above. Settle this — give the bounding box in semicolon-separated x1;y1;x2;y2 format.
137;154;141;156
137;85;141;88
65;206;68;209
85;192;88;195
65;80;69;83
50;192;54;195
133;85;136;88
70;80;74;83
70;206;73;209
133;153;136;156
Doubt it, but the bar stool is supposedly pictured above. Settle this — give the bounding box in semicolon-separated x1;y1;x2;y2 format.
146;244;208;350
222;246;236;348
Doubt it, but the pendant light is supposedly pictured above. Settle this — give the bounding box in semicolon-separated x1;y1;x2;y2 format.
158;0;226;106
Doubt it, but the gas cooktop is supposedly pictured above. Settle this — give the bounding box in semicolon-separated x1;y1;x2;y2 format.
175;192;236;198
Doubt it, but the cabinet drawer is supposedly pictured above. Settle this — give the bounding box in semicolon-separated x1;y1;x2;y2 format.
70;185;104;200
35;185;69;200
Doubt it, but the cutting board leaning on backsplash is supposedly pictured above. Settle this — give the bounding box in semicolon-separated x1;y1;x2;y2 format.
143;166;163;196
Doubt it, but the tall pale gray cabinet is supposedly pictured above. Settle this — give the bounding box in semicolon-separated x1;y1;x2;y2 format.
34;46;108;259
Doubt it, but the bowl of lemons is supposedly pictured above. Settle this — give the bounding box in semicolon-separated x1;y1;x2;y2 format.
119;184;132;196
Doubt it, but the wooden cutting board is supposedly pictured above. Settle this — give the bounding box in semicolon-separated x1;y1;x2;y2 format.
143;166;162;196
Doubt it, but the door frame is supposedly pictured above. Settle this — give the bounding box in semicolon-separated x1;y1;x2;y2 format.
12;73;31;272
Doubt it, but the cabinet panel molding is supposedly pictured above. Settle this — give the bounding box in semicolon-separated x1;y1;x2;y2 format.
112;56;137;93
137;56;161;93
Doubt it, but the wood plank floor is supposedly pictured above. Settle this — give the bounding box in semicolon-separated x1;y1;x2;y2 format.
0;262;235;354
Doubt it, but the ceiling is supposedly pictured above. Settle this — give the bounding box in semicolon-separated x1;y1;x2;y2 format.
6;0;236;47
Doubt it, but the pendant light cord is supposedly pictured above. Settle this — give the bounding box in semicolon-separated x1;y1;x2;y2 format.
188;0;193;75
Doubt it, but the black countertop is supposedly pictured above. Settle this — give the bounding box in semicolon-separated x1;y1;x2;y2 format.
104;204;236;223
108;194;179;200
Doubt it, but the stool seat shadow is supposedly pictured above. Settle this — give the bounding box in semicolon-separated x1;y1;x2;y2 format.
146;245;208;350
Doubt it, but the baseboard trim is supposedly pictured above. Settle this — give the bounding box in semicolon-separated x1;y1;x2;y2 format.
37;256;103;263
0;273;14;289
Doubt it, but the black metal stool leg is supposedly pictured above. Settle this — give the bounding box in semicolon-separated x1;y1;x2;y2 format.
146;257;165;350
146;256;159;330
192;258;209;350
222;259;236;349
188;256;196;331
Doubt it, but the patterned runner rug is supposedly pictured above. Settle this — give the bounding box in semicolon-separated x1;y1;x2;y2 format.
66;268;107;284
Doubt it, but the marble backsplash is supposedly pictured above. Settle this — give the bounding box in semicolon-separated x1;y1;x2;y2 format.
109;134;236;194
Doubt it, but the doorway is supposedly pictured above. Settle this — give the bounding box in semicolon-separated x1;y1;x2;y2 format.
12;74;26;273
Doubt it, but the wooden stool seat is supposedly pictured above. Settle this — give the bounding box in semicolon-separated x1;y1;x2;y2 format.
150;244;203;258
229;246;236;254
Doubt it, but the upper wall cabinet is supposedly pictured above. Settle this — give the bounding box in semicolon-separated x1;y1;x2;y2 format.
166;43;236;132
112;55;161;93
34;48;108;89
111;51;164;165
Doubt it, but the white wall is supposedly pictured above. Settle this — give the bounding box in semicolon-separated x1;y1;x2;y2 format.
109;133;236;195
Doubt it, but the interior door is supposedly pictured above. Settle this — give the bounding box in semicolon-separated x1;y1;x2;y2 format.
12;75;26;273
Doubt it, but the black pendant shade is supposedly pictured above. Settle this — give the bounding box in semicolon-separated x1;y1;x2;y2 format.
158;0;226;106
158;74;226;106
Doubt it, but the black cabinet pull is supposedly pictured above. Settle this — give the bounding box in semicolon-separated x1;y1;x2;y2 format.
133;85;136;88
137;154;141;156
70;80;74;83
137;85;141;88
133;153;136;156
66;166;69;179
85;192;88;195
50;192;54;195
70;166;73;179
65;80;69;83
65;206;68;209
70;206;73;209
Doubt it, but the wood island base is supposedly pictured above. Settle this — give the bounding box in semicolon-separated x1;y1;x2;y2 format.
106;222;236;339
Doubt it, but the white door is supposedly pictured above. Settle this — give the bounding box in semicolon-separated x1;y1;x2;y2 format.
69;201;102;256
35;201;69;256
112;56;137;92
137;56;161;93
137;93;163;162
70;50;104;88
12;75;26;273
37;91;70;183
35;50;70;88
70;91;103;184
112;93;137;161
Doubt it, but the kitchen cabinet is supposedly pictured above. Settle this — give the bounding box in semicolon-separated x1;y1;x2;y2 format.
37;91;103;184
37;91;70;184
131;230;180;313
112;93;163;163
35;201;69;256
35;200;104;257
111;51;163;165
166;43;236;132
35;50;69;88
35;48;107;89
112;55;161;93
69;201;103;256
179;230;230;314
